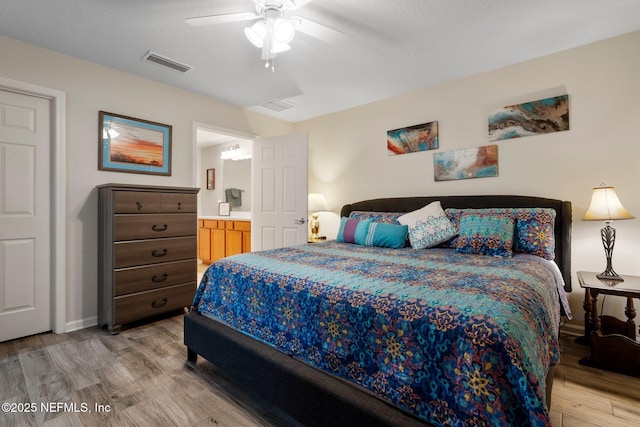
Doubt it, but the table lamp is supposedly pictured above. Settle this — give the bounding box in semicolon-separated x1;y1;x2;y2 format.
583;185;635;281
308;193;330;242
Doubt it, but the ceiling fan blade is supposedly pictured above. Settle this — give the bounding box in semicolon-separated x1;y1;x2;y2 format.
186;12;258;27
292;16;347;44
284;0;313;10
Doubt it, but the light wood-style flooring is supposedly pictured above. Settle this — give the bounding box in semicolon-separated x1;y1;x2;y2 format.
1;315;639;427
550;332;640;426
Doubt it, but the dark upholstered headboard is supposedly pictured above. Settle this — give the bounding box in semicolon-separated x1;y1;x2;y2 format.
341;195;572;292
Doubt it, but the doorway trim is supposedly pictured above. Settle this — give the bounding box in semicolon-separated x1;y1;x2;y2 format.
0;76;66;334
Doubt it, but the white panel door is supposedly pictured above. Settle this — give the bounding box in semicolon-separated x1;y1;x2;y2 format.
0;89;51;342
253;132;308;251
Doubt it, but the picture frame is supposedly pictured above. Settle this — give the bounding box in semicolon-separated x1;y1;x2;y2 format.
387;121;439;156
433;144;498;181
218;202;231;216
99;111;172;175
488;94;569;141
206;168;215;190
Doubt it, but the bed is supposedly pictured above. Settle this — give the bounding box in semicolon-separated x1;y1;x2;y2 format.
185;195;572;427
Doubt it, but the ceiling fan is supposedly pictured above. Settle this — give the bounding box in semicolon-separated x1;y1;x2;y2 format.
186;0;347;68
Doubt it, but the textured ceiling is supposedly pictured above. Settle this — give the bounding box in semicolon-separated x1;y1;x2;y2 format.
1;0;640;123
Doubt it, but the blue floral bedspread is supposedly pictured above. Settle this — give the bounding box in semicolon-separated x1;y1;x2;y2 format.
192;241;566;426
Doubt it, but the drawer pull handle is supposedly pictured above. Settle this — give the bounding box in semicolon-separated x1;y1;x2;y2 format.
152;249;168;257
136;201;143;211
152;224;168;232
177;202;182;210
151;298;168;309
151;273;168;283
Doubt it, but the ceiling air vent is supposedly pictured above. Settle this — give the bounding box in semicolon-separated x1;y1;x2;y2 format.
259;98;294;112
142;51;192;74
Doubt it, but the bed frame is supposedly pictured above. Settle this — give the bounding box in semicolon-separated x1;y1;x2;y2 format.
185;195;572;427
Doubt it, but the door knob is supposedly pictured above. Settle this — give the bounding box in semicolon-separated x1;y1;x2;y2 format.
294;217;306;225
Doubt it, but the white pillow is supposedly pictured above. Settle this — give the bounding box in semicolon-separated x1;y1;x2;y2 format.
397;201;457;249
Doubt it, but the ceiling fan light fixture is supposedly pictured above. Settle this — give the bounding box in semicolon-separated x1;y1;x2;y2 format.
245;21;267;47
273;18;295;43
187;0;347;71
271;41;291;53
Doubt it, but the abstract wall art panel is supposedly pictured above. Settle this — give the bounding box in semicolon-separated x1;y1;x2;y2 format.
488;94;569;141
434;144;498;182
387;121;438;155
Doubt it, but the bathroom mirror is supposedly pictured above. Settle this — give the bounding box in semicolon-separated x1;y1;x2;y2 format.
222;158;251;211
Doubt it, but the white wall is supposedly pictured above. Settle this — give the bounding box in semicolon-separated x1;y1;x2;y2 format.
296;31;640;330
199;145;225;215
0;36;294;329
199;139;252;215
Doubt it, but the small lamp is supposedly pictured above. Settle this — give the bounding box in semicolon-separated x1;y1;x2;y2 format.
583;185;635;281
308;193;330;242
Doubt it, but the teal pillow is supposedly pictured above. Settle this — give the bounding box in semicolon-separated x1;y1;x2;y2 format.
336;218;372;245
455;214;514;257
363;222;408;249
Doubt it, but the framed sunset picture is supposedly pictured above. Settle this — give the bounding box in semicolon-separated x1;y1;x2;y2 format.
99;111;172;175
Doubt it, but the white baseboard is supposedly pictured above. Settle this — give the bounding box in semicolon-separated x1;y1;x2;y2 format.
65;316;98;333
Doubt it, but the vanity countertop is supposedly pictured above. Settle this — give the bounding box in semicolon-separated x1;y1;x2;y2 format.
199;213;251;221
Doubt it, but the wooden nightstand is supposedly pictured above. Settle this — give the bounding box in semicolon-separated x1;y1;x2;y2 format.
577;271;640;377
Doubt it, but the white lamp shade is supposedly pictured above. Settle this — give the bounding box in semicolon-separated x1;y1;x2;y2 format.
308;193;330;212
270;41;291;53
273;18;295;43
583;186;635;221
246;17;295;61
245;21;267;47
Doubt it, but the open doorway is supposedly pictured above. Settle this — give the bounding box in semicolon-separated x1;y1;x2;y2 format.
193;122;254;217
193;123;255;281
192;123;309;255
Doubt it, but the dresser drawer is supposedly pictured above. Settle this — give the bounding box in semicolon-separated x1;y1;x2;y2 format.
160;192;197;213
113;283;195;325
114;236;197;268
114;213;197;241
114;191;197;213
114;259;197;296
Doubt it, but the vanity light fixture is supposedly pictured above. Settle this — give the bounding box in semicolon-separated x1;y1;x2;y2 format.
220;144;252;161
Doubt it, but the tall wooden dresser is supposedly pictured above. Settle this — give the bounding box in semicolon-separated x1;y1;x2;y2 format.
98;184;200;334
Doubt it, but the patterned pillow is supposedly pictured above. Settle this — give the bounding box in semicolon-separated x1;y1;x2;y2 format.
443;208;556;260
455;213;515;257
398;201;458;249
513;209;556;259
348;211;403;225
336;218;371;245
363;222;408;249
